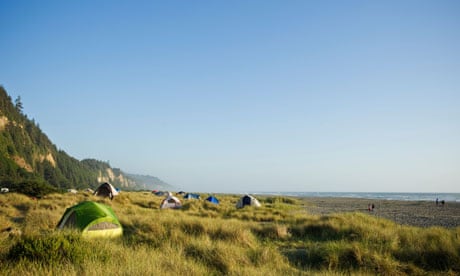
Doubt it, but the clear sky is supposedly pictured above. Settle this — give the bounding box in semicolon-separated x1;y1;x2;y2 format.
1;1;459;193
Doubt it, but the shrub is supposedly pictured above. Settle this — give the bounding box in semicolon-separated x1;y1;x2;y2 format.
8;180;58;198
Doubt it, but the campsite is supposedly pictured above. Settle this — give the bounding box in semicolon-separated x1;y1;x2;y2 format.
1;0;459;274
1;190;459;275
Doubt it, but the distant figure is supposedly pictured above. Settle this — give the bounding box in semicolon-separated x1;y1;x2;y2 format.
371;203;375;211
441;200;445;206
368;204;372;212
436;198;439;206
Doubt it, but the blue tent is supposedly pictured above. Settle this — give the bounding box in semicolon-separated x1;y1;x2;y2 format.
206;196;219;204
184;193;201;200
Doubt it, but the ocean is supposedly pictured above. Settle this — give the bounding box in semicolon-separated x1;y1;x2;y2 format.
254;192;460;202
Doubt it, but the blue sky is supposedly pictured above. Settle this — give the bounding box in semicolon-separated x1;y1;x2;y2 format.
1;1;459;193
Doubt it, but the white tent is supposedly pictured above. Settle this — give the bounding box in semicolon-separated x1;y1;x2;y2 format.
93;182;119;200
236;194;261;208
160;192;182;209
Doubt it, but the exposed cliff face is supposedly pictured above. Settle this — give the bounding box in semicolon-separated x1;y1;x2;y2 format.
12;151;56;172
39;152;56;167
97;168;137;188
0;115;8;131
11;155;33;172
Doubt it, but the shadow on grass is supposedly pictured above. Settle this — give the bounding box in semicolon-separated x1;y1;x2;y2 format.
282;248;326;270
282;245;364;271
184;244;229;275
121;220;168;249
132;201;157;209
289;223;360;242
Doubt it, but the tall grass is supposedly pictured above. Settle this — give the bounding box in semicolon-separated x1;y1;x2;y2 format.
0;191;459;275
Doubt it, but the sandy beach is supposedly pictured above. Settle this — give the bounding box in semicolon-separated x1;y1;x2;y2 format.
302;197;460;228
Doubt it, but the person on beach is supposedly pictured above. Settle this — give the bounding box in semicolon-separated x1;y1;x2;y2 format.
371;203;375;211
436;198;439;206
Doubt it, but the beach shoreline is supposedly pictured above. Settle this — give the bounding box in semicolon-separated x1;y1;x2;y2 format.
301;197;460;228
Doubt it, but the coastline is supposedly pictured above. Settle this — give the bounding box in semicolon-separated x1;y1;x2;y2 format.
301;197;460;228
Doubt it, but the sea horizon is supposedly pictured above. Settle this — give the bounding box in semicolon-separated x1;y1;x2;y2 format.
251;191;460;202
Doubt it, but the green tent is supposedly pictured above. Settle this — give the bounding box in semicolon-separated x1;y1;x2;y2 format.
57;201;123;238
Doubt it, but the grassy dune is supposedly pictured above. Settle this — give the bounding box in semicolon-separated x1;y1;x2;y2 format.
0;192;459;275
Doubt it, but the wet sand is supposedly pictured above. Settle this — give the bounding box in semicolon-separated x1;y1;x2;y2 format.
302;197;460;228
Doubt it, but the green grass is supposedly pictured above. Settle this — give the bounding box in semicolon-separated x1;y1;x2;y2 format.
0;191;459;275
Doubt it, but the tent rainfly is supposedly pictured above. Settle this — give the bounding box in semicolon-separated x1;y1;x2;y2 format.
206;196;219;204
56;201;123;238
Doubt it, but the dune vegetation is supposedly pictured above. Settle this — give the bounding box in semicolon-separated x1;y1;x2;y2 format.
0;191;459;275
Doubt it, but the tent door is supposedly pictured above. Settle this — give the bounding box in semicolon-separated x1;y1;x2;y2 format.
243;196;251;206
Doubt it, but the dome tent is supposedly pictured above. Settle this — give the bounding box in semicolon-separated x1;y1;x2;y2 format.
57;201;123;238
206;196;219;204
236;194;261;208
93;182;119;200
160;192;182;209
184;193;201;200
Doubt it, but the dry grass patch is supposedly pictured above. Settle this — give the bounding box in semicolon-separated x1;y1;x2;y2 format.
0;191;459;275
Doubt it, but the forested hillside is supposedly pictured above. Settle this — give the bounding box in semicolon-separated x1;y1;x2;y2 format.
0;86;171;196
